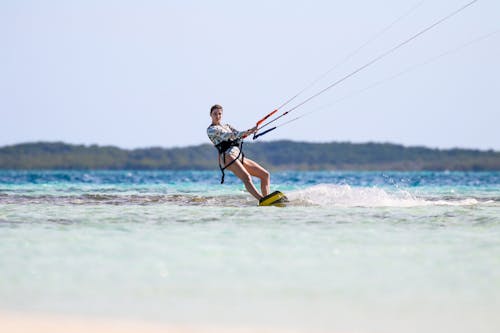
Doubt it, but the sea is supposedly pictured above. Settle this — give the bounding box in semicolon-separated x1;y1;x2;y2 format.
1;170;499;333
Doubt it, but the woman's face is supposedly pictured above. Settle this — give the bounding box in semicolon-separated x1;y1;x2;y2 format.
211;108;223;124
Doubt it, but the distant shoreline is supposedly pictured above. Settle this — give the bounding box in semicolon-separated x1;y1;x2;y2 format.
1;141;499;171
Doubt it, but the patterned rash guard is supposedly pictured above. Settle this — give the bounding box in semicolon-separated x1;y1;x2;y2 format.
207;123;246;159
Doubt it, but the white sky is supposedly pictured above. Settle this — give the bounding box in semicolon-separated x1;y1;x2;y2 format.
1;0;499;150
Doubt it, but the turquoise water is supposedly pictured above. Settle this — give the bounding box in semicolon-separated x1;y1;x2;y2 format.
1;171;499;332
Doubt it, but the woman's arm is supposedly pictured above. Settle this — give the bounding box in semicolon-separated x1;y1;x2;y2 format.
208;124;258;145
207;125;241;144
228;124;258;139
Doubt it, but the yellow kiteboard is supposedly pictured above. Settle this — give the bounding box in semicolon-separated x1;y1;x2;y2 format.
259;191;288;207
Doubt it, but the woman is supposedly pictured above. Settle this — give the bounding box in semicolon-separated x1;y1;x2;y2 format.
207;104;270;201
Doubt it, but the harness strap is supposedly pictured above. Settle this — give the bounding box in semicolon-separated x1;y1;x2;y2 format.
216;141;244;184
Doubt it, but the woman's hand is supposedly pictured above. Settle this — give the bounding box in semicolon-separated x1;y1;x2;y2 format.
247;126;258;135
241;126;258;139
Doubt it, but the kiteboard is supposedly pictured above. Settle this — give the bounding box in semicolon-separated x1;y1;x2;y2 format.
259;190;288;207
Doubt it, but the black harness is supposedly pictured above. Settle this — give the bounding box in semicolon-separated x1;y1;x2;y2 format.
214;139;244;184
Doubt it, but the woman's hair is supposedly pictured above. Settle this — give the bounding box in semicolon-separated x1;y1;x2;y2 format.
210;104;223;115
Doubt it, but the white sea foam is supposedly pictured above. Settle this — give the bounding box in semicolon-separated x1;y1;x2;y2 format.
287;184;480;207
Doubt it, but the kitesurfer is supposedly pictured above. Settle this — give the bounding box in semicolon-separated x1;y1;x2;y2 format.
207;104;270;201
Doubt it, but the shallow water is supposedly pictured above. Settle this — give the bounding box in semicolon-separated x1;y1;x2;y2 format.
1;171;499;332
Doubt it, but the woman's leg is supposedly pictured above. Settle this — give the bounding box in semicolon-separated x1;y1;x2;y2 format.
242;158;270;197
225;158;263;200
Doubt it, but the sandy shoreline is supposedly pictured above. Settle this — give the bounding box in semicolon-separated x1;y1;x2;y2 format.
0;310;306;333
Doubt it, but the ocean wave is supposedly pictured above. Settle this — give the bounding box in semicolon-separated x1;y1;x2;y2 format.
0;184;497;208
0;193;252;206
286;184;491;207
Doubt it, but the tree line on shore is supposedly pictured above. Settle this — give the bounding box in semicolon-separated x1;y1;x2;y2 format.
0;141;499;171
